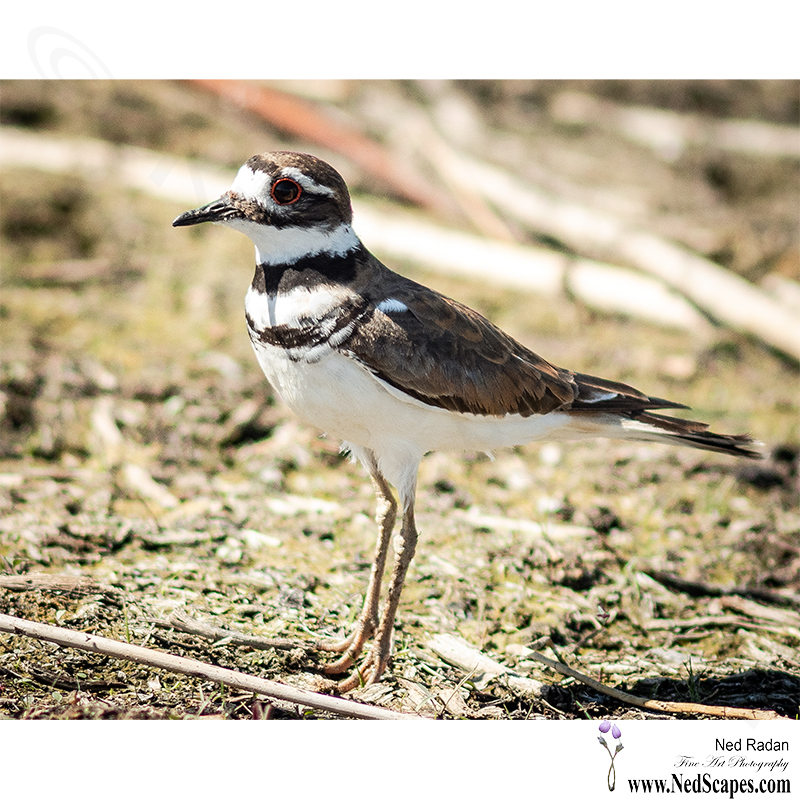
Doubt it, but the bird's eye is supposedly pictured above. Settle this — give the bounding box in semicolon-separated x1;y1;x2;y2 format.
271;178;302;205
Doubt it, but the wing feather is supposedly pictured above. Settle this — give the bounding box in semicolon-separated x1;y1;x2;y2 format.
343;272;576;417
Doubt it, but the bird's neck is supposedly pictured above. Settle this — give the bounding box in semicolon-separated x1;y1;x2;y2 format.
251;245;364;296
223;218;360;267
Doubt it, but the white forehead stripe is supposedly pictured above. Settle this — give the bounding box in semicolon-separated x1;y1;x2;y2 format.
377;298;409;314
229;164;335;204
230;164;271;203
279;166;335;196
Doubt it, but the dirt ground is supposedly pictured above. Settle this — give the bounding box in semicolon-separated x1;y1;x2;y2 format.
0;80;798;720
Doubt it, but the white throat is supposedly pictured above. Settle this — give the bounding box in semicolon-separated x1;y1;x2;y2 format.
222;217;359;266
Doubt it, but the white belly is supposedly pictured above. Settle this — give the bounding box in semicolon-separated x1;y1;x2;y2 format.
251;340;581;461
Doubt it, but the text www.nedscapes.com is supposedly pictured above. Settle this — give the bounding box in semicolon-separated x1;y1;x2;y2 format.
628;774;791;797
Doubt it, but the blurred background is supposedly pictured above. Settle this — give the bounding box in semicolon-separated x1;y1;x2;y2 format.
0;80;798;718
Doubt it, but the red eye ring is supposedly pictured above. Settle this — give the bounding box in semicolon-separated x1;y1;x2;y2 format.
271;178;302;205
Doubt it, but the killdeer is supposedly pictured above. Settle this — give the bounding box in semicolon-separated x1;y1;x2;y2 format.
174;151;760;690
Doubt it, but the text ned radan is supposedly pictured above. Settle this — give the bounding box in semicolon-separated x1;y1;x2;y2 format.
716;739;788;752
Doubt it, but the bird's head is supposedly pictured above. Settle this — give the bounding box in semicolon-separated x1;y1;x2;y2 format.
173;151;357;265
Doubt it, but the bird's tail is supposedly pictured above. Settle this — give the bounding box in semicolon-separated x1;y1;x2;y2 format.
570;372;762;459
617;410;762;459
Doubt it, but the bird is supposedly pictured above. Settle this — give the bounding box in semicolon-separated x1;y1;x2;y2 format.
173;151;760;691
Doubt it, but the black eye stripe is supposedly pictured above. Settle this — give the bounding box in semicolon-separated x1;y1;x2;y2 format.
271;178;302;205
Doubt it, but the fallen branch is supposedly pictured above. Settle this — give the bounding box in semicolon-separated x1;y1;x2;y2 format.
550;91;800;162
155;609;316;653
352;83;800;359
434;149;800;362
720;595;800;628
4;125;796;356
428;633;545;697
0;613;412;720
525;649;784;720
0;573;121;598
644;615;744;630
354;205;712;333
429;633;784;720
644;569;800;610
189;80;456;217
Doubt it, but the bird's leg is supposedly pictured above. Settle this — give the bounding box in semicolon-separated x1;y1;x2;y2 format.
337;498;418;692
318;457;396;673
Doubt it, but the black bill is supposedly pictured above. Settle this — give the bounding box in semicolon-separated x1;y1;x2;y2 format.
172;196;240;227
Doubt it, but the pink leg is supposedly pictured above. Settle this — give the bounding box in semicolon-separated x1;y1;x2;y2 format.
336;500;418;691
317;453;396;675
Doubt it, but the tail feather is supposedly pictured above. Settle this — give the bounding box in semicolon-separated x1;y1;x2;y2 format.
620;411;762;459
572;372;689;412
569;372;762;460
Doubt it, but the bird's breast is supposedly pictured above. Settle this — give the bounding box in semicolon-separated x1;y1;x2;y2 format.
245;284;369;360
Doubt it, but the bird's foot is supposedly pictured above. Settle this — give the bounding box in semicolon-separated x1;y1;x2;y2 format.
334;631;393;692
314;615;375;673
314;617;392;692
335;650;387;692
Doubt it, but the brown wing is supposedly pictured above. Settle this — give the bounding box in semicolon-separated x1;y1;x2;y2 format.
343;275;577;417
343;261;695;419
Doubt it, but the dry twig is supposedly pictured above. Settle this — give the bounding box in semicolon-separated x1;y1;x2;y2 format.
525;650;785;720
154;609;316;652
645;570;800;610
0;573;121;598
189;80;456;216
353;205;711;332
0;613;413;720
428;633;545;697
433;149;800;362
550;91;800;161
344;83;800;359
429;633;785;720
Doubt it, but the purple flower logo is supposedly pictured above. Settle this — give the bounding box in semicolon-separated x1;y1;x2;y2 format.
597;721;624;791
